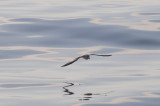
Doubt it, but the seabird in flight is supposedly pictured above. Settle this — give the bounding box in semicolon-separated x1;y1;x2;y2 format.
61;54;112;67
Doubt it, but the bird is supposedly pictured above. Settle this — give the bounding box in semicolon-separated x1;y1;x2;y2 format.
61;54;112;67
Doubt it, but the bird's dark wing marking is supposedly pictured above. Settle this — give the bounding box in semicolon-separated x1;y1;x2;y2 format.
90;54;112;56
61;57;81;67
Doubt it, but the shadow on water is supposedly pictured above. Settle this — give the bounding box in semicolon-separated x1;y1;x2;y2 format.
62;82;113;101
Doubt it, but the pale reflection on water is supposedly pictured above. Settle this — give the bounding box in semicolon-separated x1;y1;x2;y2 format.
0;0;160;106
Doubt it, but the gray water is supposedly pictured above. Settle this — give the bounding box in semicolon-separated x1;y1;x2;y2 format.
0;0;160;106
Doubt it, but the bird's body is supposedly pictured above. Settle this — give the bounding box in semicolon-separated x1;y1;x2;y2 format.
61;54;112;67
81;54;90;60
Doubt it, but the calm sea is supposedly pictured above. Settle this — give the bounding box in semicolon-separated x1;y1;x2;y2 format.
0;0;160;106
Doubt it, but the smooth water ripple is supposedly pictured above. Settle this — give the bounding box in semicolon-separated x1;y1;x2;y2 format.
0;0;160;106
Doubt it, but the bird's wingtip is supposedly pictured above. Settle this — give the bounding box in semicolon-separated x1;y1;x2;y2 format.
61;64;68;67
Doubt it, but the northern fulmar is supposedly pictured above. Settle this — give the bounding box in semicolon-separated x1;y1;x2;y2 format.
61;54;112;67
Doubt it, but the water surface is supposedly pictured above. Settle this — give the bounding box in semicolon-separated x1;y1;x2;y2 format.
0;0;160;106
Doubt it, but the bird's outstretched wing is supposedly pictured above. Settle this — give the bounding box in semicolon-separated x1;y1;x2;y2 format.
61;56;81;67
90;54;112;56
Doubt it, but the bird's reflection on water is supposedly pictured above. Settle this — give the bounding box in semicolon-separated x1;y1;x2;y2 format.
62;82;113;101
79;92;113;101
63;82;75;95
